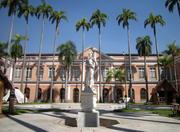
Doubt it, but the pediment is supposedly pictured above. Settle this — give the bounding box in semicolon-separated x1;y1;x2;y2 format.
78;46;113;60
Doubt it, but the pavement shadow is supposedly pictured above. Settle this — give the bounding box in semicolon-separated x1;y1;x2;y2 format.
112;112;155;117
41;112;73;120
7;115;48;132
107;125;144;132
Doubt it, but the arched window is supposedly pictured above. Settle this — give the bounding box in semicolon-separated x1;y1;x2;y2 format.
116;88;123;102
24;87;30;99
73;88;79;103
38;88;42;100
128;88;135;101
60;88;65;102
140;88;147;100
103;88;109;103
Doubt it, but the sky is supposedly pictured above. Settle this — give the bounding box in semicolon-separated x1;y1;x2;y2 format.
0;0;180;54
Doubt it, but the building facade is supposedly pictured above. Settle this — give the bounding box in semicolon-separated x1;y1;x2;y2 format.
8;47;166;103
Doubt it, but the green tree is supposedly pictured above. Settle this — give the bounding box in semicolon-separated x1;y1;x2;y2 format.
0;0;22;73
106;69;125;83
35;0;52;102
0;42;8;59
17;0;35;92
49;10;68;102
90;9;108;102
0;42;8;72
76;18;90;92
165;0;180;17
158;55;173;79
144;13;165;81
116;8;137;102
136;36;152;102
106;68;125;103
9;34;27;113
157;55;173;103
57;41;77;102
163;41;180;91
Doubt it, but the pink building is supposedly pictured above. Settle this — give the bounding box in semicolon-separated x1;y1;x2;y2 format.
11;47;165;103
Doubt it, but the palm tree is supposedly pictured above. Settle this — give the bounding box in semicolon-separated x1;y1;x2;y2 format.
57;41;77;102
90;9;108;102
9;34;27;113
106;68;125;103
144;13;165;81
76;18;90;92
163;41;180;91
165;0;180;17
49;10;68;103
0;42;8;59
0;42;8;72
35;0;52;102
17;0;35;92
158;55;173;79
157;55;173;103
10;34;27;85
106;69;125;83
0;0;22;74
116;8;137;102
136;36;152;102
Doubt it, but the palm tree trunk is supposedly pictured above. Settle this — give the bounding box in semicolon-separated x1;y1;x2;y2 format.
144;55;149;102
173;56;178;92
50;25;58;103
0;80;4;114
81;29;85;93
4;14;15;74
177;2;180;17
9;60;16;114
20;22;28;93
98;27;102;102
65;66;68;102
153;26;161;81
35;16;45;102
127;26;133;103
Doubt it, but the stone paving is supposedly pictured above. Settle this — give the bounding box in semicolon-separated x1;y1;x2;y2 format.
0;106;180;132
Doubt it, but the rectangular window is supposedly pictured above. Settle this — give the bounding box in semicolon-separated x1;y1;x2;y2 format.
102;68;109;81
72;67;80;80
60;67;65;80
15;68;21;79
36;67;44;79
26;67;32;79
150;67;157;80
138;67;145;80
126;68;134;81
48;67;55;78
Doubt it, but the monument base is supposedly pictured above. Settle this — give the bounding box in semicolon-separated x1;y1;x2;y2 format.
78;111;99;127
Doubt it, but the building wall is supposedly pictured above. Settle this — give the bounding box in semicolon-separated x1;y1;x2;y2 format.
12;47;160;103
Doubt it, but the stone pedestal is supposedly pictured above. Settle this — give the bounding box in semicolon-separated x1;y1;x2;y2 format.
78;111;99;127
78;88;99;127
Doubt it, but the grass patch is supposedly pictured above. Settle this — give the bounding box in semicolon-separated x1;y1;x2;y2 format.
2;108;68;115
114;108;180;120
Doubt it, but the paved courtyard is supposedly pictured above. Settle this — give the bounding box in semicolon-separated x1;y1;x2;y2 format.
0;106;180;132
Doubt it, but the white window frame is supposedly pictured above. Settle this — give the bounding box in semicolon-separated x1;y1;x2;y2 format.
36;67;44;79
60;67;66;81
150;67;157;80
138;67;145;80
26;67;32;79
72;67;80;80
15;67;21;79
48;67;55;79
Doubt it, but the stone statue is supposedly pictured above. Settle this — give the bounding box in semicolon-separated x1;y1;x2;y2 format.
85;51;97;93
78;50;99;127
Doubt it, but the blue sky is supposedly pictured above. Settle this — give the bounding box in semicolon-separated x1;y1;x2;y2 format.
0;0;179;54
